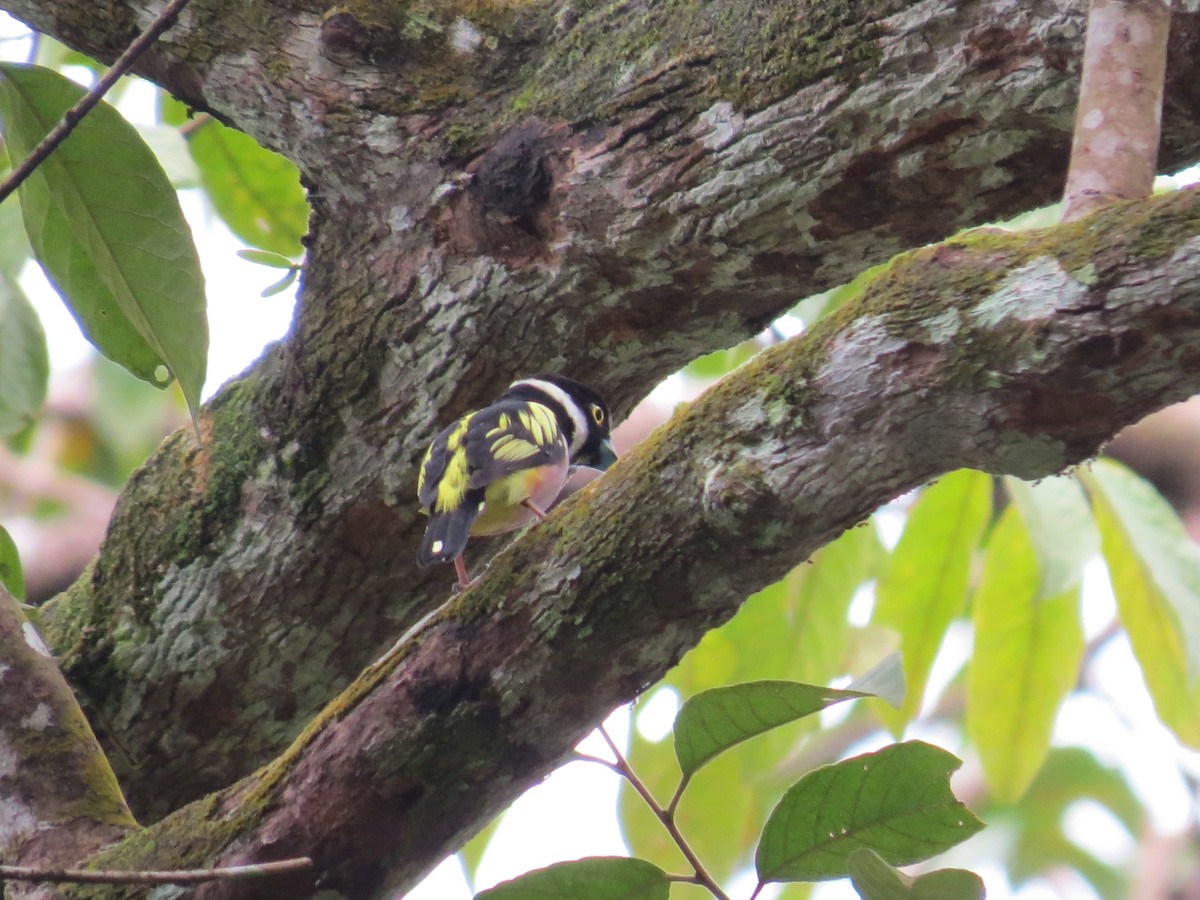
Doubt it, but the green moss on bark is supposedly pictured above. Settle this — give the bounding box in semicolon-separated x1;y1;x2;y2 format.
510;0;892;123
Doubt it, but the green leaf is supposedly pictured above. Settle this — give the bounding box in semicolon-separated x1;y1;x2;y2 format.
187;118;308;256
757;741;983;883
682;340;760;381
0;63;208;418
237;248;298;268
674;655;901;780
619;526;886;884
1000;747;1138;899
967;504;1084;801
136;123;200;189
848;849;985;900
873;470;993;729
0;524;25;600
791;522;887;687
1004;476;1097;600
1083;460;1200;671
1082;460;1200;745
261;267;298;298
0;275;49;438
458;812;508;892
474;857;669;900
0;152;33;279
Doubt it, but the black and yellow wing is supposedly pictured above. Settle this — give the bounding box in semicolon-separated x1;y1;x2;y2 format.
417;400;566;565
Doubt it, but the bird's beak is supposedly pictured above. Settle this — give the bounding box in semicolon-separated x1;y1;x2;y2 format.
595;438;618;471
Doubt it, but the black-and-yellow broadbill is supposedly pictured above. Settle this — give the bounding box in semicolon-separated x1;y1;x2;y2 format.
417;375;618;586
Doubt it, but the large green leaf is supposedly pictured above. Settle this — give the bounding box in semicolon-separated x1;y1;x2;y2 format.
1082;460;1200;745
186;117;308;257
0;63;208;418
674;655;902;781
474;857;669;900
967;503;1084;801
848;849;984;900
873;470;993;729
0;275;48;438
756;741;983;883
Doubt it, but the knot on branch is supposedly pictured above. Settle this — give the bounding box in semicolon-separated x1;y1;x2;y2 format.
700;458;792;549
441;121;569;264
320;12;374;65
471;121;563;236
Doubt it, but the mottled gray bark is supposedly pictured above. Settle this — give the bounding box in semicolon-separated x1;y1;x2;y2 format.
0;595;135;898
1;0;1198;839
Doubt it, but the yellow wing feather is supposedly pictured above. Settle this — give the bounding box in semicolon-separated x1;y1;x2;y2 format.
433;417;472;513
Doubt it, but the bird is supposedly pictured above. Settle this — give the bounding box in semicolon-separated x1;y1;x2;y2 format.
417;374;618;587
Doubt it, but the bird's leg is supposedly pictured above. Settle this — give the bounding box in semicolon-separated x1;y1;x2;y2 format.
521;499;549;520
454;555;472;588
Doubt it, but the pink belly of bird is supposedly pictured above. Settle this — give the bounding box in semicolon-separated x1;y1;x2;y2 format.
471;457;570;536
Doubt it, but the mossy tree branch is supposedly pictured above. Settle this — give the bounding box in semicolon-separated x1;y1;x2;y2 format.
4;0;1200;823
0;594;136;891
58;186;1200;899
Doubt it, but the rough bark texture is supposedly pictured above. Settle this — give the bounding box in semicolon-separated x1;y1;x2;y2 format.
0;596;135;895
1062;0;1172;220
55;187;1200;900
1;0;1199;875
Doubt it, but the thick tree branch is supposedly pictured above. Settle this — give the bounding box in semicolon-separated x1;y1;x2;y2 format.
7;0;1200;819
65;187;1200;899
0;594;136;889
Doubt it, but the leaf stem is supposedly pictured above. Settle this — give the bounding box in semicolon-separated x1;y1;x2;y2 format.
0;0;194;206
597;723;731;900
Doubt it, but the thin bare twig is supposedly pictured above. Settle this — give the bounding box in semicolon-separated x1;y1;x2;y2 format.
596;724;731;900
0;0;194;206
0;856;314;886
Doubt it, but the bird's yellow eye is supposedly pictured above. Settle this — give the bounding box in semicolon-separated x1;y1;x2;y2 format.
590;404;605;425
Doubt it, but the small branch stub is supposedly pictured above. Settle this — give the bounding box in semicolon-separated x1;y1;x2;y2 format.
1061;0;1172;221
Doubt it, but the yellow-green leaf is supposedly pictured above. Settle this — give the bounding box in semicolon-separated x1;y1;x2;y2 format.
874;470;993;729
1082;460;1200;746
967;503;1084;801
187;117;308;257
1004;475;1097;600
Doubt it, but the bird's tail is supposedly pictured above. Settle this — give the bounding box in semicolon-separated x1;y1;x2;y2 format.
416;507;476;567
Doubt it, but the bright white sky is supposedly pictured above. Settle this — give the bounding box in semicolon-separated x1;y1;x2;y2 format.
4;14;1200;900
